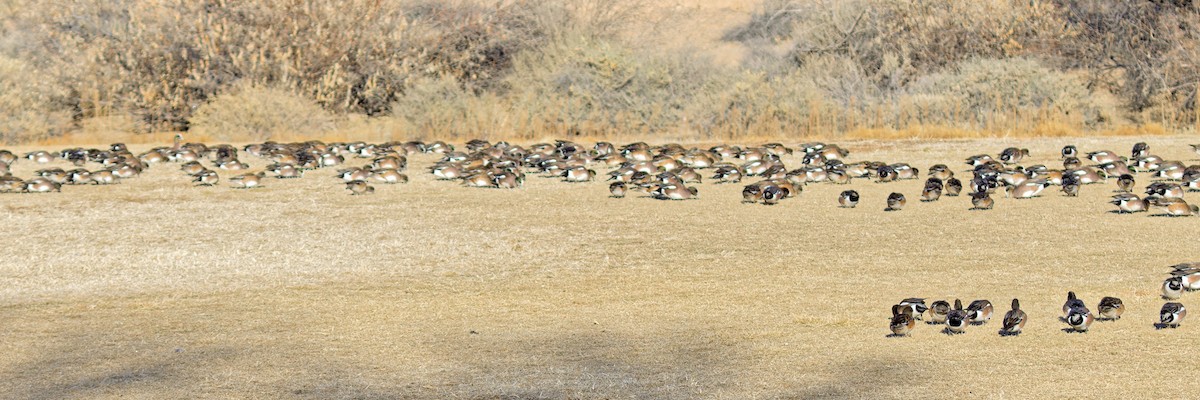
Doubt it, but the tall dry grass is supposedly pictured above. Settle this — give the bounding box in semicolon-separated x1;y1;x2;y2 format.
1;0;1198;144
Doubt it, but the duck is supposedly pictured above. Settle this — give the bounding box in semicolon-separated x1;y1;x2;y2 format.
338;167;372;182
1061;174;1080;197
1146;182;1185;199
966;154;994;167
890;305;917;337
23;178;61;193
999;169;1030;187
800;166;826;182
921;179;942;202
1163;277;1185;300
193;170;219;186
432;164;464;180
462;173;494;188
970;191;994;210
891;163;920;180
819;145;849;160
876;165;898;183
562;166;596;182
898;298;928;321
1097;297;1124;321
229;171;265;189
675;168;703;184
1070;167;1105;184
24;151;55;164
1110;194;1148;213
217;160;250;171
1063;291;1086;318
999;147;1030;164
711;165;744;183
738;148;767;162
742;183;763;203
742;159;775;176
1099;161;1133;178
89;170;117;185
1117;174;1135;193
346;180;375;195
945;177;963;196
928;300;951;324
37;168;68;184
1135;156;1168;173
682;152;716;169
652;185;698;200
371;169;409;184
0;176;23;192
971;175;1001;195
1169;264;1200;290
838;190;859;208
1065;305;1094;332
1187;176;1200;192
111;163;142;179
1061;145;1078;159
66;169;91;184
826;168;852;184
761;185;789;205
885;192;906;211
1149;197;1198;217
138;150;167;164
1062;157;1083;170
491;170;522;189
1132;142;1150;158
928;164;954;180
843;162;874;178
946;299;970;334
1006;179;1051;199
1087;150;1123;164
966;300;993;324
181;161;206;175
1000;299;1026;336
1159;302;1186;328
0;150;15;165
609;182;627;198
266;163;302;179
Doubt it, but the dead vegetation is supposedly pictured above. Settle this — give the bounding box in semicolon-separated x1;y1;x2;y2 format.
0;0;1198;143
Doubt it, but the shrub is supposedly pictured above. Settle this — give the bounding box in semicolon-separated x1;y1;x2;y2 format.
907;58;1114;128
503;36;718;136
188;85;335;141
0;56;73;143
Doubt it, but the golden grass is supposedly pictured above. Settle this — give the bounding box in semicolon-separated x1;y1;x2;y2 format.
2;136;1199;398
840;122;1177;140
33;118;1187;149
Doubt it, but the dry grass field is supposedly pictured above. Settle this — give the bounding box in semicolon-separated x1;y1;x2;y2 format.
2;136;1199;399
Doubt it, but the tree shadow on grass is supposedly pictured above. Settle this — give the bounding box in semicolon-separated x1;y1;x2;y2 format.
0;335;242;400
284;330;926;400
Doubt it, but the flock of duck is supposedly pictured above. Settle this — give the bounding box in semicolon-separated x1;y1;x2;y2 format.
1;137;1198;218
891;262;1197;336
2;136;1198;336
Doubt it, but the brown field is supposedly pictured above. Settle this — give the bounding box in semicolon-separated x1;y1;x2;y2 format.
2;136;1199;399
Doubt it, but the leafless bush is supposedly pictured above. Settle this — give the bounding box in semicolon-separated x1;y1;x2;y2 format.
2;0;640;132
0;57;73;143
1053;0;1200;120
775;0;1071;88
188;85;335;141
906;58;1115;128
0;0;1196;143
502;36;717;136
